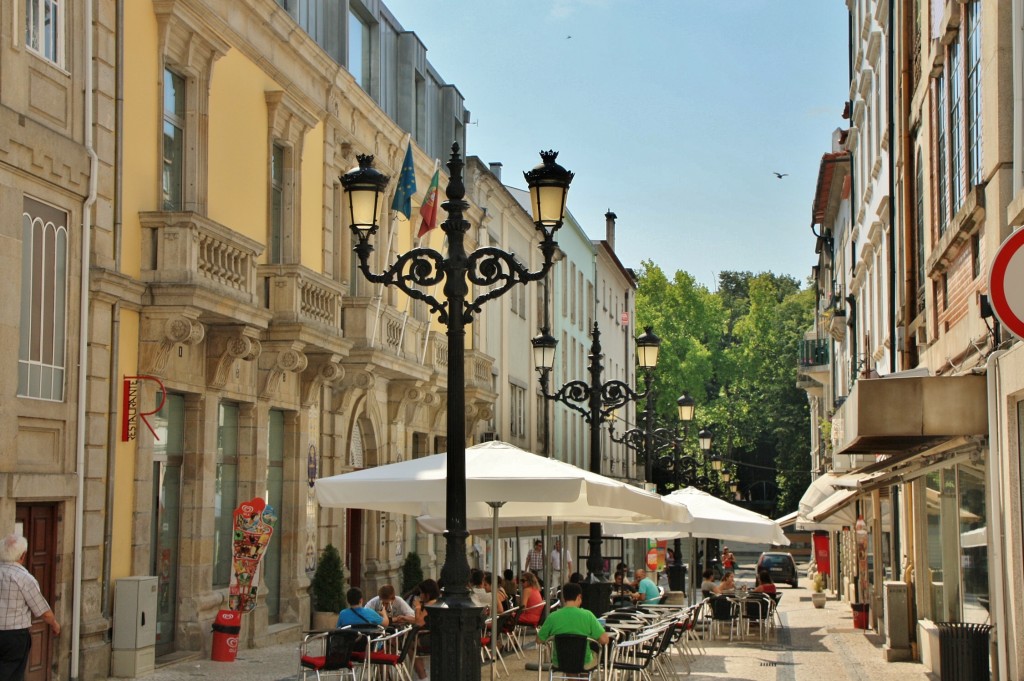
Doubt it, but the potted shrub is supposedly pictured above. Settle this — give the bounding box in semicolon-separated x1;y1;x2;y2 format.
310;544;344;630
401;551;424;596
811;572;827;608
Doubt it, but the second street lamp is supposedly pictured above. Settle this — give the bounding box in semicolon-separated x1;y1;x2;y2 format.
342;144;572;681
532;323;658;615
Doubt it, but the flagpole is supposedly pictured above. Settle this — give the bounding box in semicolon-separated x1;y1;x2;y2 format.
370;134;414;349
397;159;438;357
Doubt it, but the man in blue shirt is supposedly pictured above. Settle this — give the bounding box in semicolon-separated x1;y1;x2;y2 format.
632;568;661;605
337;587;389;628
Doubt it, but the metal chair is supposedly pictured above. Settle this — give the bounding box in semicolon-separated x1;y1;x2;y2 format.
363;625;415;681
545;634;599;681
298;628;362;681
707;596;738;640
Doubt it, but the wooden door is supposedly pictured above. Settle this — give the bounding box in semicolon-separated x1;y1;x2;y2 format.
15;504;57;681
346;509;362;588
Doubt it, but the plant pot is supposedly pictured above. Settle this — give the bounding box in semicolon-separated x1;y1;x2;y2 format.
811;592;827;609
312;610;338;631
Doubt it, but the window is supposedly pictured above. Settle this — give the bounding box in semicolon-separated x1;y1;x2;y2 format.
265;91;315;265
915;148;926;314
270;144;284;263
25;0;64;67
948;41;965;216
213;403;239;588
19;197;68;401
965;2;983;187
935;73;948;235
348;9;371;91
971;233;981;280
510;384;526;439
163;69;186;211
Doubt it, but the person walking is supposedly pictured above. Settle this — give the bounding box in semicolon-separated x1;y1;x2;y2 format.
524;539;545;575
550;538;572;581
0;534;60;681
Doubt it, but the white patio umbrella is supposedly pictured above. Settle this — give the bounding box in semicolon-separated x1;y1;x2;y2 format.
603;486;791;545
315;440;690;525
315;440;691;677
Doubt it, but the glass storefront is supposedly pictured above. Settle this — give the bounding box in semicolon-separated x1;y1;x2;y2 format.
921;457;988;623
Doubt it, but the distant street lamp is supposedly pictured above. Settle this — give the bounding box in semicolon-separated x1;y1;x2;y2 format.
611;395;713;592
342;144;572;681
532;323;659;614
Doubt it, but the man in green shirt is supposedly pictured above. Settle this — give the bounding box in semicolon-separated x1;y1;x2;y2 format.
537;583;610;670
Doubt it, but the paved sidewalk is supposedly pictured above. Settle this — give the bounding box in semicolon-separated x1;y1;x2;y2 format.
120;590;938;681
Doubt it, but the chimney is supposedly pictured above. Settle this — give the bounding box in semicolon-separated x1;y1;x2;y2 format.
488;162;502;182
605;210;617;251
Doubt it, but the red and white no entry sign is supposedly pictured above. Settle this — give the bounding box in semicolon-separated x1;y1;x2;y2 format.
989;228;1024;340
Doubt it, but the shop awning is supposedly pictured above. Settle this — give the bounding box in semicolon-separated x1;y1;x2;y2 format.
807;489;858;523
832;375;987;455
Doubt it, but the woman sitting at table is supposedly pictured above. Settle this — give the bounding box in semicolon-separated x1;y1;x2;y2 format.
753;570;777;595
700;569;718;598
713;571;736;594
518;572;545;627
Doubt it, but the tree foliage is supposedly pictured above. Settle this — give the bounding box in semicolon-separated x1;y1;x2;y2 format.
635;266;814;515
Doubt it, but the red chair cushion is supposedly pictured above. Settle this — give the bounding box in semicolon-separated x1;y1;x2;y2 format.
368;653;400;665
300;655;325;669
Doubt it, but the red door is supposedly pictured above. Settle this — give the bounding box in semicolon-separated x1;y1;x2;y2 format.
15;504;57;681
346;509;362;588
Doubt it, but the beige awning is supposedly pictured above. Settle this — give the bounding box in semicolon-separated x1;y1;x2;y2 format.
832;375;987;455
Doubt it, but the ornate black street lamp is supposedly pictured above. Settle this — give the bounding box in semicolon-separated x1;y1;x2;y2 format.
610;395;713;592
341;144;572;681
531;323;659;614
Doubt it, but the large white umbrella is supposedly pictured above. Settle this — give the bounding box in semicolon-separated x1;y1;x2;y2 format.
315;440;691;525
603;486;790;546
316;440;691;677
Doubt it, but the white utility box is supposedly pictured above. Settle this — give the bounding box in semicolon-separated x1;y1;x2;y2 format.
111;576;158;677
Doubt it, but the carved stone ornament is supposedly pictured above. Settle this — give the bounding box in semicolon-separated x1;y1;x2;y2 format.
148;315;206;373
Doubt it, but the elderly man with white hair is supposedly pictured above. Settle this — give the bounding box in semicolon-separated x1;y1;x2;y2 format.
1;534;60;681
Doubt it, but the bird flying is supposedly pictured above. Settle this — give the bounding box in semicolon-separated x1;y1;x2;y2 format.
773;172;788;179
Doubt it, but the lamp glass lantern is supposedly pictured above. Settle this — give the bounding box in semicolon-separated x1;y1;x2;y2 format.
698;427;713;453
339;154;390;234
524;151;574;231
531;331;558;373
676;393;695;423
635;326;661;370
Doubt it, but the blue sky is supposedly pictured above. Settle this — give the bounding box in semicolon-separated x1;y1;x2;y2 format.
384;0;850;289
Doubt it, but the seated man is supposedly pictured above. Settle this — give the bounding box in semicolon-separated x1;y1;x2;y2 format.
365;584;415;624
537;582;610;671
469;568;490;609
632;568;661;605
337;587;389;629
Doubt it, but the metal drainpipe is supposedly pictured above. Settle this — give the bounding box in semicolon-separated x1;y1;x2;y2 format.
101;0;125;624
72;0;99;674
986;350;1008;680
886;0;896;376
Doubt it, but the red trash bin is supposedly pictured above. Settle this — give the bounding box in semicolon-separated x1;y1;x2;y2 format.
851;603;870;630
211;610;241;661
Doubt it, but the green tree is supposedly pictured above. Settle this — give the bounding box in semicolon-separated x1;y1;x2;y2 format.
636;268;814;515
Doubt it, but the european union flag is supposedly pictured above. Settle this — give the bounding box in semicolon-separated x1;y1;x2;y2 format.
391;141;417;219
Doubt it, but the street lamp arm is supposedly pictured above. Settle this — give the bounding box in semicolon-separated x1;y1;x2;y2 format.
596;380;647;422
466;244;557;317
353;242;449;319
541;378;597;422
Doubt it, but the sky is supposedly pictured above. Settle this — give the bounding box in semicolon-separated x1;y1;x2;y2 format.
383;0;850;290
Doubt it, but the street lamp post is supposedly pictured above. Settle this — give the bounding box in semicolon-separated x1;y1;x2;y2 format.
341;144;572;681
531;324;659;615
611;394;709;592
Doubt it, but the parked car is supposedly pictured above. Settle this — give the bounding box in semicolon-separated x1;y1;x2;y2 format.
757;551;799;588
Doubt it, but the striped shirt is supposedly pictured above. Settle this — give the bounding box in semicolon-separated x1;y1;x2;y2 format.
0;561;50;630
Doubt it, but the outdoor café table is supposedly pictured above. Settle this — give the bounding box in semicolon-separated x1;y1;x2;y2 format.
726;588;758;640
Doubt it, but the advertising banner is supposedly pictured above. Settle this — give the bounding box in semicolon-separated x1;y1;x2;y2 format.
813;532;831;575
229;497;278;612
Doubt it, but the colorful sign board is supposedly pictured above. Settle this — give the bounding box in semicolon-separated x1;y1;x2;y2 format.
229;497;278;612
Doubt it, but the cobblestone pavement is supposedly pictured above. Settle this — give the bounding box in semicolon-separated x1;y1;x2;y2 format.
119;580;938;681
